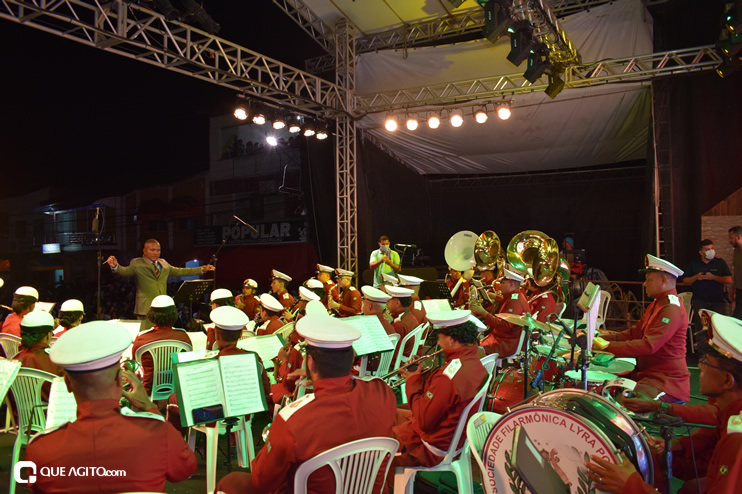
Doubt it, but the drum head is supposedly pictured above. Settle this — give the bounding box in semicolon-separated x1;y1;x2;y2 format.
565;370;617;384
532;389;653;485
482;406;619;493
588;358;635;376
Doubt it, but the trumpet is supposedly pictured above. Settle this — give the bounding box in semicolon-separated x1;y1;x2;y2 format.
381;349;445;389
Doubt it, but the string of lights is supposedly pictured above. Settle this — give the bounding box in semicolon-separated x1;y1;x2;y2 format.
233;97;329;144
383;101;511;132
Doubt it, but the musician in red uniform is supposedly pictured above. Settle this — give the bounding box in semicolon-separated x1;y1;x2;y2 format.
585;310;742;494
14;311;63;378
167;306;272;433
398;274;427;323
215;314;398;494
53;299;85;337
284;284;321;323
472;269;530;357
235;278;261;319
525;278;559;323
316;263;337;308
328;268;362;317
132;295;193;396
361;285;395;335
271;269;296;311
205;288;236;350
256;294;285;336
26;321;197;493
393;310;488;471
601;254;690;402
446;267;470;308
386;285;423;358
1;286;38;338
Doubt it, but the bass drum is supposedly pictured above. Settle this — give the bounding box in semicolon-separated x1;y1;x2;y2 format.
482;389;652;494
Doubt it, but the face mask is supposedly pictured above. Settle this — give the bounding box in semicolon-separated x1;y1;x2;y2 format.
380;245;389;253
705;249;715;260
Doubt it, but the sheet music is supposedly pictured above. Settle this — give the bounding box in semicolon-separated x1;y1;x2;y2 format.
112;319;144;359
343;315;396;356
33;302;55;313
219;353;267;416
46;377;77;428
237;335;284;368
421;299;452;313
176;349;219;363
0;359;21;403
187;331;208;352
175;358;225;426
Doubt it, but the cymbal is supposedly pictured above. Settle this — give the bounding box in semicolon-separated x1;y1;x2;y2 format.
494;313;551;333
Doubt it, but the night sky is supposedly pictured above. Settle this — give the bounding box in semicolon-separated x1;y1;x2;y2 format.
0;2;325;201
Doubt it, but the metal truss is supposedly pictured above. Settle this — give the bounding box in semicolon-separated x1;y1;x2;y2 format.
271;0;335;54
356;45;722;113
0;0;348;114
513;0;580;65
335;19;358;273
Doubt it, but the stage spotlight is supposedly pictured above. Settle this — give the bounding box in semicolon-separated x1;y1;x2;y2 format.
496;101;511;120
287;117;302;134
724;1;742;34
406;115;419;131
272;115;286;130
303;124;316;137
234;103;248;121
524;44;551;83
316;122;329;140
253;112;266;125
450;110;464;127
428;112;441;129
507;20;538;67
474;106;488;124
716;54;741;78
482;0;512;44
266;136;278;146
385;114;398;131
545;70;565;99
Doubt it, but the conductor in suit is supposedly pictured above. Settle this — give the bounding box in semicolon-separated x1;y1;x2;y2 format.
106;239;215;318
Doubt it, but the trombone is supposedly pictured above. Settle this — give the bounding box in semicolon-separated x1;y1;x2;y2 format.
381;349;445;389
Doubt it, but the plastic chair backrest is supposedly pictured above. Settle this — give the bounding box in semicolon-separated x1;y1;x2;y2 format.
9;368;56;438
556;302;566;318
480;354;498;374
374;333;401;376
598;290;611;322
678;292;693;322
466;410;502;488
0;334;22;359
439;372;493;463
293;437;399;494
238;329;255;342
135;339;193;400
392;322;429;370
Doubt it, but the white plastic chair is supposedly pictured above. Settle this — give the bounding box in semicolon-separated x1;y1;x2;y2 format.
465;411;503;494
393;372;493;494
372;333;401;377
496;326;527;368
677;292;695;351
390;323;429;404
0;333;21;359
8;368;56;494
134;339;192;401
188;416;254;494
480;353;498;374
238;329;256;342
293;437;399;493
577;289;611;330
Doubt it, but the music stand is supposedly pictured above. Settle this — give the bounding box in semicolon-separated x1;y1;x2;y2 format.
419;281;454;304
174;280;212;325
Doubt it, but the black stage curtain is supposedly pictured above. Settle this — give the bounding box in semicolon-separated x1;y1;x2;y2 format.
302;136;337;267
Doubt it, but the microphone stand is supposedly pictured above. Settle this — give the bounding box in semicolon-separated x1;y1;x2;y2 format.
210;216;240;290
530;317;568;394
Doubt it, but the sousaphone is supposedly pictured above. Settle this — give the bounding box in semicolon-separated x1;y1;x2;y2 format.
474;230;503;276
444;231;478;272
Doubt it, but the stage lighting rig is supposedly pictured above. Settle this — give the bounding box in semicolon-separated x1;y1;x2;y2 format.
716;1;742;77
523;43;552;83
496;101;511;120
385;114;398;132
474;106;489;124
507;21;539;67
545;66;565;99
428;112;441;129
482;0;513;44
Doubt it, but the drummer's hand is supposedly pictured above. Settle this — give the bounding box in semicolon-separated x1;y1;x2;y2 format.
622;397;660;414
202;264;216;272
644;435;665;454
469;303;487;317
585;453;636;494
106;256;118;268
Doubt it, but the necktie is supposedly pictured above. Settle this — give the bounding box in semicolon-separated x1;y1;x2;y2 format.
153;261;161;278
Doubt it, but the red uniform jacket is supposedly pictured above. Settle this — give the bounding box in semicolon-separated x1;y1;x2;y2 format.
529;291;558;323
446;278;470;308
392;309;423;359
132;326;192;396
374;313;396;336
257;316;284;336
1;312;22;337
27;399;197;493
250;376;396;494
410;296;426;324
394;345;487;467
275;289;296;310
321;280;337;308
333;286;362;317
602;289;690;401
481;291;530;357
271;330;305;404
235;294;260;319
14;343;63;376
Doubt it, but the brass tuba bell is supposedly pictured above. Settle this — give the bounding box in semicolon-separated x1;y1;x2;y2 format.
474;230;503;276
506;230;560;287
